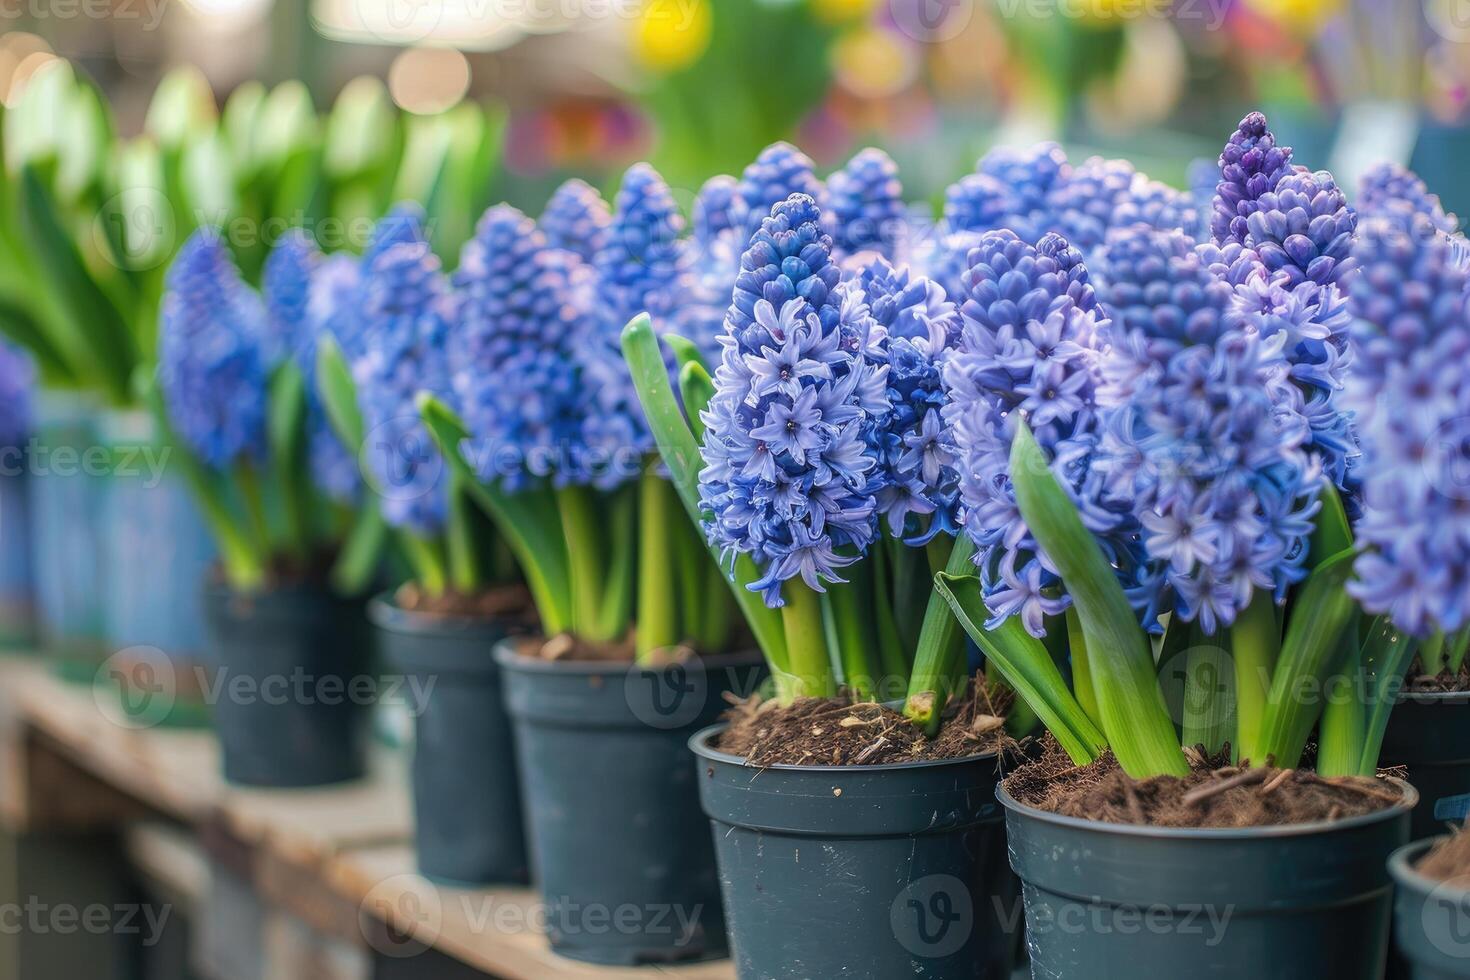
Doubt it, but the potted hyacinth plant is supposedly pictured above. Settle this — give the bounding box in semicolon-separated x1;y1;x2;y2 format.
1390;823;1470;979
289;207;530;886
1348;164;1470;841
927;115;1420;978
154;228;382;787
1341;167;1470;979
415;166;766;966
623;185;1029;978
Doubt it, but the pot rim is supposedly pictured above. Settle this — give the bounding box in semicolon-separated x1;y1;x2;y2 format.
367;591;528;636
1389;836;1462;897
1396;689;1470;705
203;579;357;603
997;775;1419;841
688;721;1000;773
492;638;764;677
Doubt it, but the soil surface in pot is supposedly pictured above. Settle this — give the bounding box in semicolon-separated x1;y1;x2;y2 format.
394;582;533;619
1404;659;1470;693
715;675;1012;766
1416;824;1470;884
512;632;754;664
1006;741;1405;828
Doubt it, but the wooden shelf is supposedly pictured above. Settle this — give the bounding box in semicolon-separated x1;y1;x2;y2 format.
0;654;734;980
340;846;734;980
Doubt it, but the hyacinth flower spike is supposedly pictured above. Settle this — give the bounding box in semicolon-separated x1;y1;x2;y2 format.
1328;216;1470;774
153;230;276;592
262;231;390;596
624;194;888;700
841;255;977;723
825;147;907;261
567;161;735;657
413;204;593;634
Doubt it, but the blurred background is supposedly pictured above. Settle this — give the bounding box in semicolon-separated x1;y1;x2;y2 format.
5;0;1467;239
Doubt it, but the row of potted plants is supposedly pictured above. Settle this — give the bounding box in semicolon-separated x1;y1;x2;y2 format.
7;91;1470;976
0;61;506;716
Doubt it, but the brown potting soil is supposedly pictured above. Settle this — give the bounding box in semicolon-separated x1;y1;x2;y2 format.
513;631;759;665
715;675;1012;767
1004;740;1405;829
514;632;641;663
1405;659;1470;693
395;581;534;620
1416;824;1470;886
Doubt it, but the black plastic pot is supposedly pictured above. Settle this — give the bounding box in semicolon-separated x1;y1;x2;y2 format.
1390;838;1470;979
1001;779;1416;979
496;643;764;966
203;585;373;788
1382;694;1470;840
370;596;528;886
691;725;1021;980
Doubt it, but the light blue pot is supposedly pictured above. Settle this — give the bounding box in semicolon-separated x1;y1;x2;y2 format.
0;469;35;648
96;408;216;727
29;389;105;679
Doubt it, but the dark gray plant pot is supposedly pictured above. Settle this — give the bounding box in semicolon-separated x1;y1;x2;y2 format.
496;642;764;966
370;595;528;886
691;724;1021;980
1002;779;1416;979
1383;693;1470;839
1391;837;1470;979
203;585;372;788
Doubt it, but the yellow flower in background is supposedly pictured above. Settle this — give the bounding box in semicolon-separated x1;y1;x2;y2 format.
1074;0;1171;24
812;0;876;24
633;0;713;74
832;25;918;99
1243;0;1344;34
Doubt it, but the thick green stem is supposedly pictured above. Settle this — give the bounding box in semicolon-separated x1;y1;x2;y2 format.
673;507;707;648
871;542;909;685
1317;661;1366;777
1231;592;1281;766
889;537;927;654
1179;639;1235;755
1065;606;1100;727
779;583;835;702
596;484;637;643
399;531;448;598
1420;632;1447;677
826;572;880;701
636;471;679;661
1357;618;1420;776
694;557;734;654
556;485;612;641
903;535;976;734
1450;629;1470;675
445;480;482;596
235;461;272;560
